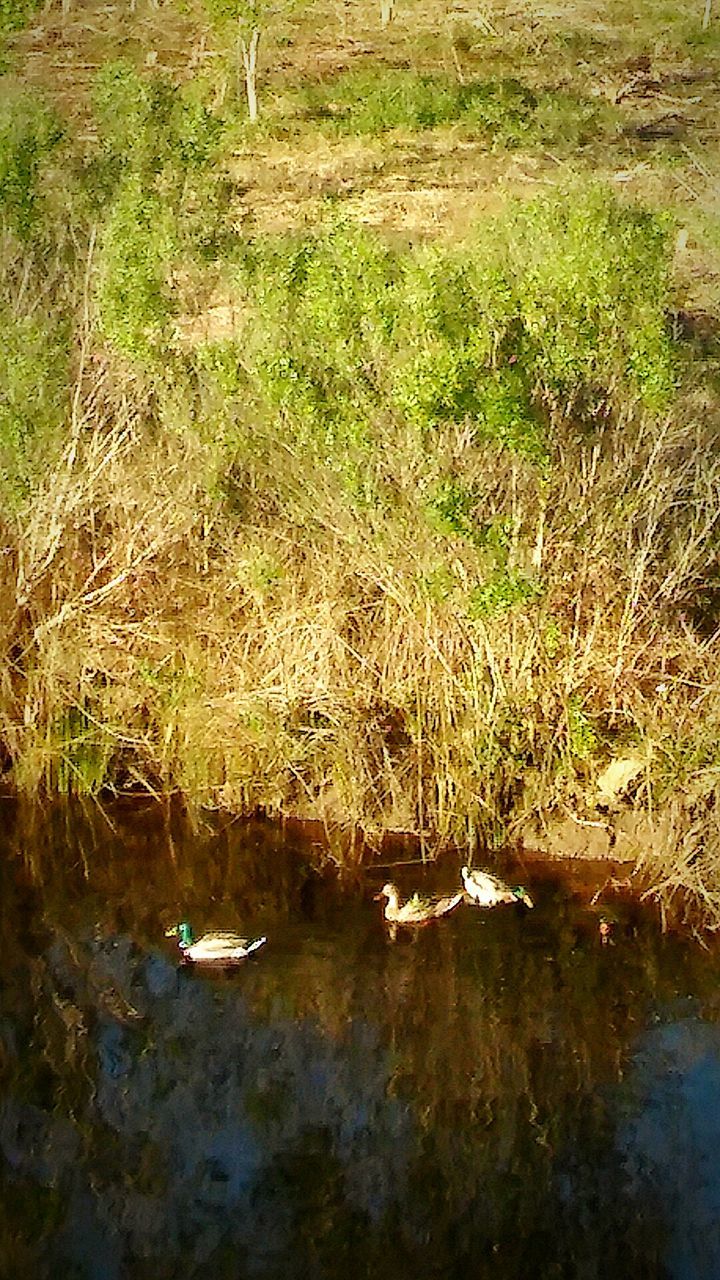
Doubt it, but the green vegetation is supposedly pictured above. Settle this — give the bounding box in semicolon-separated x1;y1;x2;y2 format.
0;0;38;38
0;87;62;236
289;68;612;151
96;174;176;361
91;59;222;184
201;0;295;120
1;0;720;922
0;301;69;505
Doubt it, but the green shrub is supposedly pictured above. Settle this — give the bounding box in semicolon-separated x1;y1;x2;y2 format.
566;697;598;761
0;88;62;237
424;478;478;540
468;570;543;619
96;174;176;361
92;60;155;171
474;369;549;462
0;304;69;507
474;189;676;411
290;68;608;150
239;224;398;366
213;191;674;523
461;77;539;147
301;69;462;133
392;341;487;429
195;340;248;400
85;62;228;253
393;351;547;461
92;61;222;188
0;0;38;35
234;225;399;485
89;64;236;361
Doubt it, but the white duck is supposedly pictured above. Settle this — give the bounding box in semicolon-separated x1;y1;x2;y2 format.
461;866;534;909
166;921;267;964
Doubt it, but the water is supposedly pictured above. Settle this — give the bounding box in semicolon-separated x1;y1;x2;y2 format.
3;800;720;1280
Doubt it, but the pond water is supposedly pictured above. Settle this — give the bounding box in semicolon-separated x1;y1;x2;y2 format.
3;800;720;1280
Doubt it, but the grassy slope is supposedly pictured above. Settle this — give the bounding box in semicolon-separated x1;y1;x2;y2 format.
2;0;720;920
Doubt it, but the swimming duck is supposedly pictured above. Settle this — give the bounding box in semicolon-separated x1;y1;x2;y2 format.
598;915;614;944
591;905;620;945
376;883;463;926
166;922;267;965
461;866;534;909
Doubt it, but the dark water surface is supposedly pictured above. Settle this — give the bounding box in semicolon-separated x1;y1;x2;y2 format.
3;802;720;1280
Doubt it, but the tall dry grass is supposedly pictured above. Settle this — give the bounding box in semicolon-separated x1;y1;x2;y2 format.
3;351;720;879
2;21;720;922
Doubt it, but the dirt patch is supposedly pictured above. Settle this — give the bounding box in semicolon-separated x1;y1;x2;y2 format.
519;809;678;865
174;301;245;345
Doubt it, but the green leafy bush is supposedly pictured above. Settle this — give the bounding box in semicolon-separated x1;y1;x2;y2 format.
236;225;398;484
291;69;608;150
304;69;462;133
392;342;488;429
96;174;176;361
474;370;548;463
424;478;478;540
468;570;543;619
0;304;69;507
0;0;38;35
474;190;676;411
213;190;674;525
567;697;598;760
91;63;235;361
0;88;62;237
90;61;222;198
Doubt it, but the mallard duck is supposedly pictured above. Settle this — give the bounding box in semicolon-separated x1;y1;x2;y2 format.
461;866;534;909
598;915;614;944
590;905;620;945
165;922;267;965
376;883;463;926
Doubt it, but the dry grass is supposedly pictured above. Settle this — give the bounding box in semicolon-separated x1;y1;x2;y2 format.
3;0;720;924
3;363;720;926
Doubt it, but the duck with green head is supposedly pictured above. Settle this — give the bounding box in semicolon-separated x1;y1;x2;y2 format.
166;921;267;965
461;867;534;910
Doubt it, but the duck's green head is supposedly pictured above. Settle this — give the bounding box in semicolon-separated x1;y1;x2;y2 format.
165;921;194;948
513;886;534;909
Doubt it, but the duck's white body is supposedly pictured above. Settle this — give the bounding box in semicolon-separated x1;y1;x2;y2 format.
378;883;463;926
171;927;267;965
461;867;534;909
183;932;267;963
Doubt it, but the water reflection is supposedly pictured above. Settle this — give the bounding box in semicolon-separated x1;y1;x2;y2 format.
619;1019;720;1280
2;801;720;1278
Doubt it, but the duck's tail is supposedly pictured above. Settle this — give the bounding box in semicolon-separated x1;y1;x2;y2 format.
434;893;463;918
245;935;268;955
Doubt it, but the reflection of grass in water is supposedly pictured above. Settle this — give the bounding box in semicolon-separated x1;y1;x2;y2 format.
253;1128;373;1272
369;907;671;1272
244;1076;292;1128
0;1182;63;1278
3;807;718;1276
